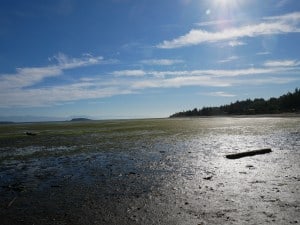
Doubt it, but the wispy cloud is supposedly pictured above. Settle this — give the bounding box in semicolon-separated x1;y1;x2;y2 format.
235;77;299;86
0;53;118;107
0;53;106;90
276;0;291;8
157;12;300;49
0;83;133;107
264;59;300;67
130;68;299;90
50;52;104;69
256;51;271;55
0;67;62;89
131;76;231;89
204;68;278;77
205;91;236;97
111;70;146;76
228;40;246;47
139;65;299;90
218;56;239;63
263;11;300;22
140;59;184;66
195;19;233;27
135;66;298;78
111;67;284;78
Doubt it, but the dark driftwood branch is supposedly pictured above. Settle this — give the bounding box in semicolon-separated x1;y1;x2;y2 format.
225;148;272;159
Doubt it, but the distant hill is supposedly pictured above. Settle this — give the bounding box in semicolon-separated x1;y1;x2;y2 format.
0;121;14;124
170;88;300;117
70;118;92;122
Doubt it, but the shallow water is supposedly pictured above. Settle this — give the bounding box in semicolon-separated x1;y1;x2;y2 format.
0;117;299;224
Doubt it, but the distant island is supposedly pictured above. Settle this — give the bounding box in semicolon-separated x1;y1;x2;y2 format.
170;88;300;117
70;118;92;122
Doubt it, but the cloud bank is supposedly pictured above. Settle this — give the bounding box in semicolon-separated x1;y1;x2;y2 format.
0;53;299;107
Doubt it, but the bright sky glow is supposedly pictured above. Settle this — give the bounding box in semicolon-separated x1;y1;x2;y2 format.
0;0;299;121
213;0;240;9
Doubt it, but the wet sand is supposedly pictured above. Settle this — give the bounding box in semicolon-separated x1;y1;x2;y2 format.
0;117;299;224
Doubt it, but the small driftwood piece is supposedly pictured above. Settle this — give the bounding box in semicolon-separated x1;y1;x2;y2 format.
7;196;17;208
226;148;272;159
25;132;37;136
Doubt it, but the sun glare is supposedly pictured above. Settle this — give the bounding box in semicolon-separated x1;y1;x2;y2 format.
210;0;243;20
213;0;240;10
215;0;230;6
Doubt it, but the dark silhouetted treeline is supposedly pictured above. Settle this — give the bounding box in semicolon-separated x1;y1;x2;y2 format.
170;88;300;117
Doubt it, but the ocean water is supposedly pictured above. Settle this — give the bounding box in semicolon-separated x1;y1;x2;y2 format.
0;117;299;224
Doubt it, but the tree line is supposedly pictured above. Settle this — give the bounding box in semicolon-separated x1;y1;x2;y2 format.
170;88;300;117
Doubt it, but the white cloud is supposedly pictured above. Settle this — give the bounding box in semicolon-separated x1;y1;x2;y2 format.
209;67;294;76
51;52;105;69
256;51;270;55
235;77;299;85
149;67;290;77
111;70;146;76
157;12;300;49
0;53;106;90
205;91;236;97
264;60;300;67
195;19;233;27
276;0;290;8
228;40;246;47
264;11;300;22
218;56;239;63
0;66;62;89
131;76;230;89
140;59;184;66
0;84;134;107
130;68;299;90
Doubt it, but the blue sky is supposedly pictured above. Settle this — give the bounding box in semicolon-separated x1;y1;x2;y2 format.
0;0;300;121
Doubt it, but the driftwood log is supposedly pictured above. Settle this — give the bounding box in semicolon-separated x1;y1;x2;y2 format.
225;148;272;159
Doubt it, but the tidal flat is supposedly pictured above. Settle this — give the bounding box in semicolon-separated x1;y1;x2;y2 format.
0;117;299;225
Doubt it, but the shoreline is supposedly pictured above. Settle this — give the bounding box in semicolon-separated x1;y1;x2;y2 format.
1;113;300;125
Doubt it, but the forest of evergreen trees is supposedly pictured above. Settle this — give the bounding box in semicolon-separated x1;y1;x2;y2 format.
170;88;300;117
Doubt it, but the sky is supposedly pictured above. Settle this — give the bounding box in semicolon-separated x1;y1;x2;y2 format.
0;0;300;121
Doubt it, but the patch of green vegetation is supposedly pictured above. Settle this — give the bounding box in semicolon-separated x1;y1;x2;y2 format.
0;119;172;162
2;117;297;163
